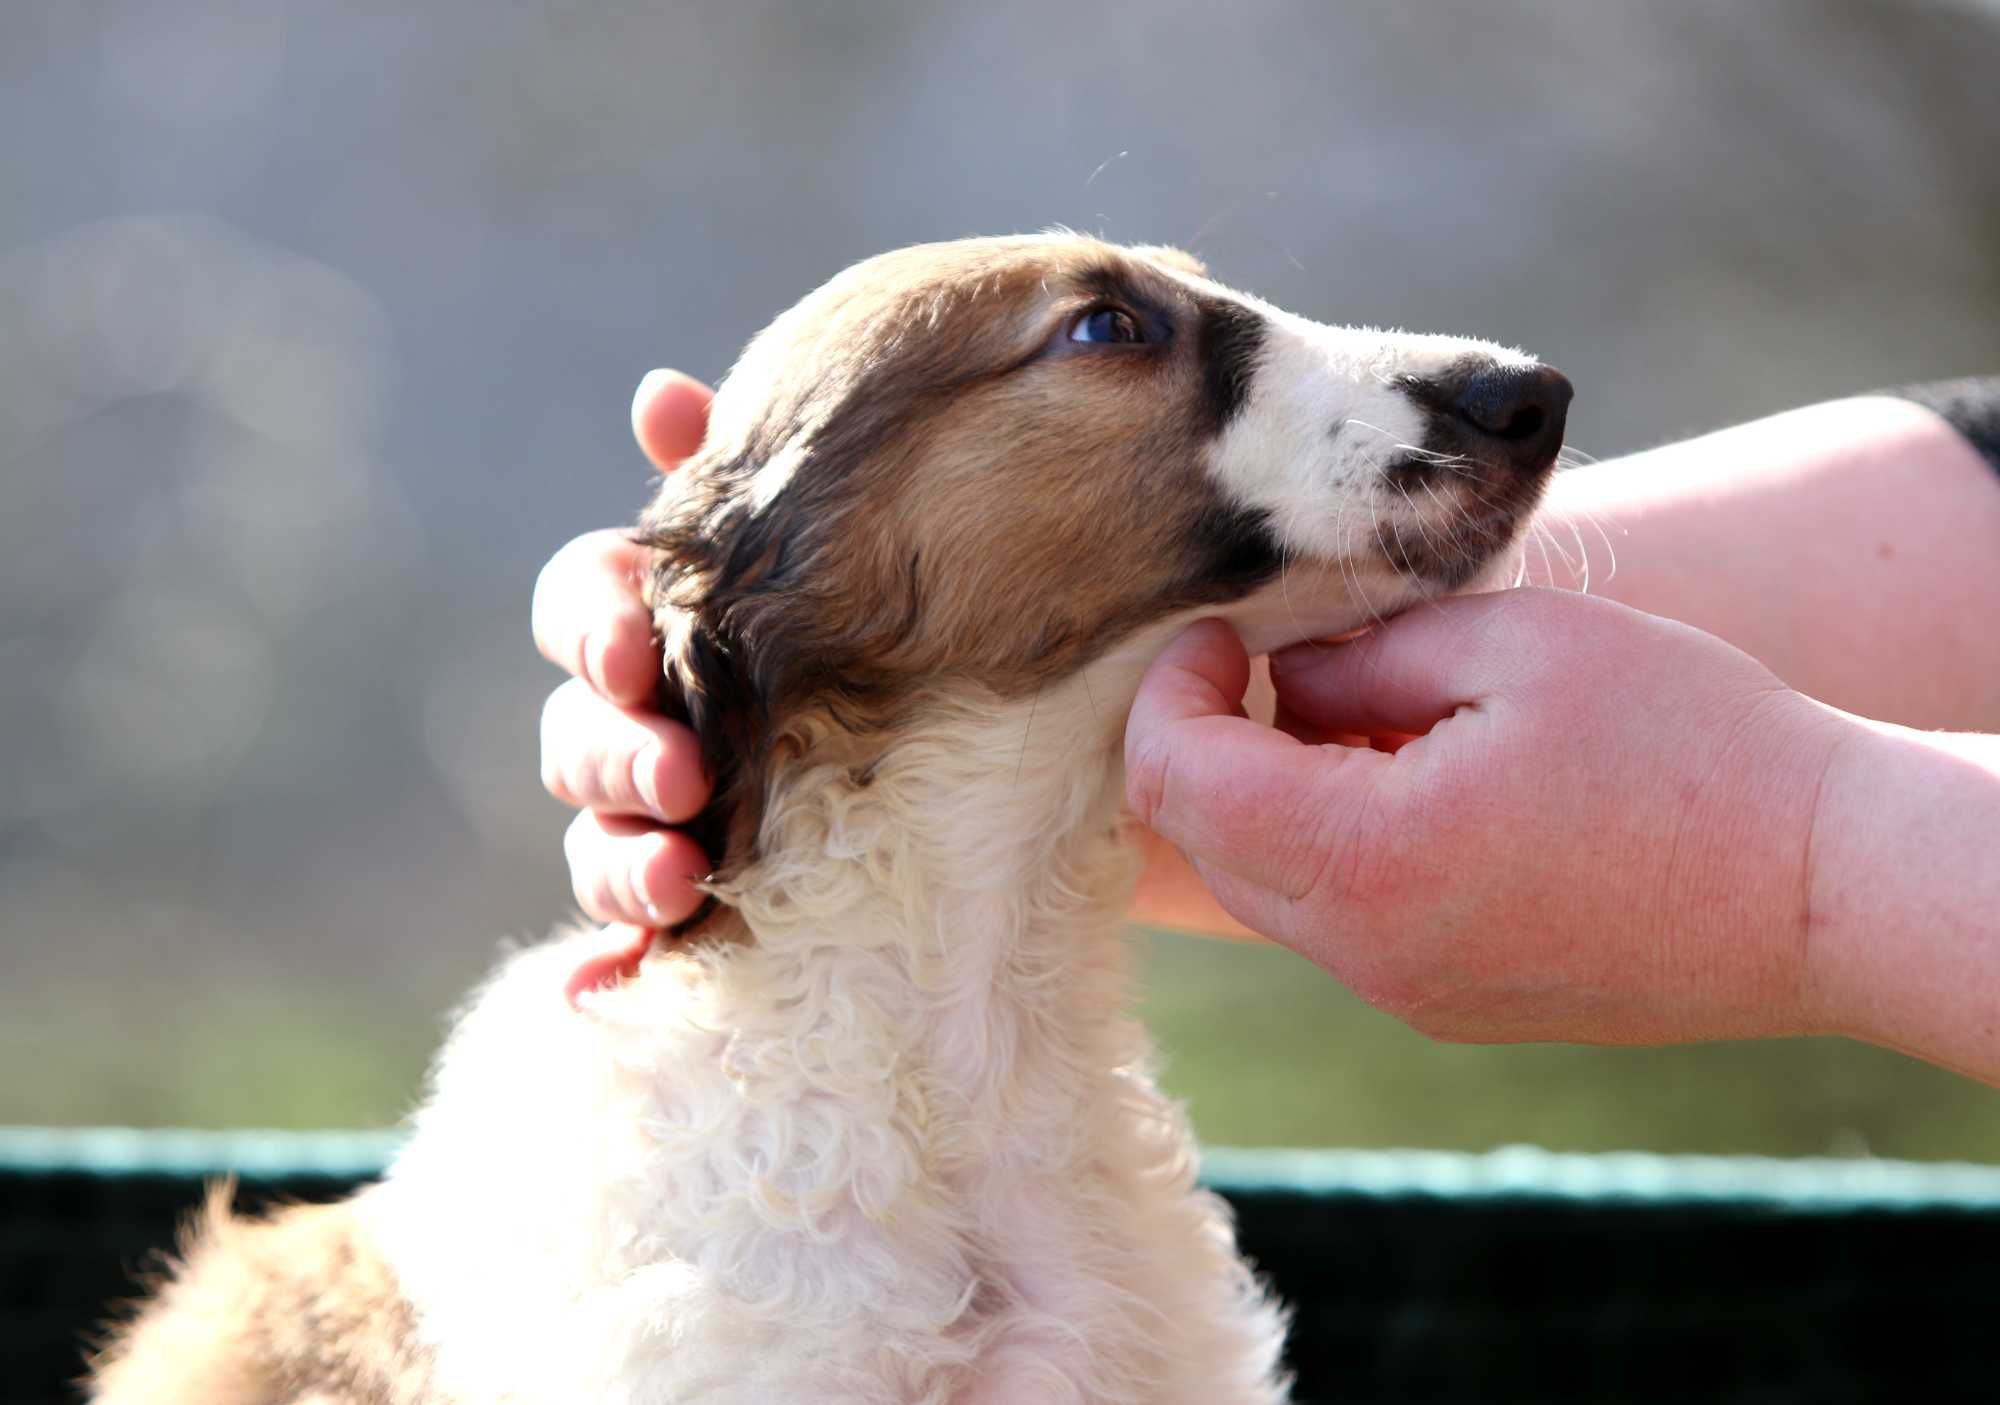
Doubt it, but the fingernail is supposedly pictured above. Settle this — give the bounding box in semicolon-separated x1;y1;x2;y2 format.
636;367;673;400
583;629;608;688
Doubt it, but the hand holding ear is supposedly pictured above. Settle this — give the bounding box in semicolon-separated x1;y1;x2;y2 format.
533;369;717;928
1125;589;1853;1047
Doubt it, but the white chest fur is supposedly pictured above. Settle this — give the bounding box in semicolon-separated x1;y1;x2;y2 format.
365;651;1289;1404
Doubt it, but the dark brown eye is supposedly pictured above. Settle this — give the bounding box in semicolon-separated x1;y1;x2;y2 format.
1069;305;1145;345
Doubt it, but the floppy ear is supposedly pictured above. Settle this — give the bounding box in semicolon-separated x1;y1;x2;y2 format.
634;493;788;930
634;460;829;933
632;429;925;931
653;607;764;896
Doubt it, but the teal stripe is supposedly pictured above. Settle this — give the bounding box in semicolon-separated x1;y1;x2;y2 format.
1201;1144;2000;1210
0;1126;403;1181
7;1128;2000;1210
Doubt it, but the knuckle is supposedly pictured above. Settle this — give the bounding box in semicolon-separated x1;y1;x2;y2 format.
529;558;558;638
539;691;578;802
561;809;594;865
529;543;584;658
542;757;575;806
578;878;620;926
1277;765;1370;905
563;824;607;917
584;859;638;926
544;758;587;811
598;736;644;813
624;833;675;915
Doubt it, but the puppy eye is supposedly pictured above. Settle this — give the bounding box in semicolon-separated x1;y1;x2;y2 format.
1069;305;1146;345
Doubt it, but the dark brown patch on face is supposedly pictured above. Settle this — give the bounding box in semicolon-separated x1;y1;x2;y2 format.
1192;297;1266;436
635;236;1281;882
1376;363;1568;590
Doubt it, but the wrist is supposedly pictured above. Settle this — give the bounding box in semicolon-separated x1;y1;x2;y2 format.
1802;714;2000;1084
1791;707;1881;1040
1682;689;1852;1044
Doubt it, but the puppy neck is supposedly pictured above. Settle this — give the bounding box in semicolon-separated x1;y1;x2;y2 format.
718;659;1145;970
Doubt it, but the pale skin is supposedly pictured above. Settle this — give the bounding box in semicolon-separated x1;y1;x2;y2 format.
534;374;2000;1086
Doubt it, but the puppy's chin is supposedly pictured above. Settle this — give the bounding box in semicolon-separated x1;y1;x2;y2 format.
1455;540;1535;595
1393;480;1560;596
1225;526;1534;662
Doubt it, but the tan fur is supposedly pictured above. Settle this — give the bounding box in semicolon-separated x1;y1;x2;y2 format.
639;238;1274;880
89;1185;431;1405
654;238;1245;687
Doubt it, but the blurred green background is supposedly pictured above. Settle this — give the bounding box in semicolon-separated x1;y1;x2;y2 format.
10;928;2000;1161
3;0;1998;1157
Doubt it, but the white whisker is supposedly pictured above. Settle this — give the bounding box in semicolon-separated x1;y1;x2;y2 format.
1536;515;1583;580
1394;481;1446;562
1566;516;1591;596
1580;506;1621;587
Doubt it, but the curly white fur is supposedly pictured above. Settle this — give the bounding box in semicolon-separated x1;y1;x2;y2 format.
364;621;1292;1404
357;246;1550;1403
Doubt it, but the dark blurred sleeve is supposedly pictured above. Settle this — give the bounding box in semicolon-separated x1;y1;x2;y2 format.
1894;376;2000;477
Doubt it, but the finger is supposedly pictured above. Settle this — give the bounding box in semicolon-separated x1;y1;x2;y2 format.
531;528;661;707
1177;848;1318;953
1133;615;1253;713
1266;590;1544;737
532;370;714;704
1180;846;1402;995
632;368;714;473
563;810;711;927
540;677;712;821
1126;619;1391;901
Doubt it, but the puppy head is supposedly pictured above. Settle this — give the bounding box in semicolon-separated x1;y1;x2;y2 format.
639;233;1569;877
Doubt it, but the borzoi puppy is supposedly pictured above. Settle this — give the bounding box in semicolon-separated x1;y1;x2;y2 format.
91;233;1569;1404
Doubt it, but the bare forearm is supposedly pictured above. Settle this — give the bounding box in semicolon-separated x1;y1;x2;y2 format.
1529;396;2000;730
1807;717;2000;1086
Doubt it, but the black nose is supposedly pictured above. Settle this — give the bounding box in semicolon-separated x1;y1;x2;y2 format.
1449;364;1573;472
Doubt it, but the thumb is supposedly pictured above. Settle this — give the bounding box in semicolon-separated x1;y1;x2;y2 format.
1126;619;1392;921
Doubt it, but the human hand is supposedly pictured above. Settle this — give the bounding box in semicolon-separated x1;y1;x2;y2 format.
1124;589;1853;1047
533;369;717;928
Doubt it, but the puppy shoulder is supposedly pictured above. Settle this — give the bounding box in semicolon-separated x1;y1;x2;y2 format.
87;1184;434;1405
